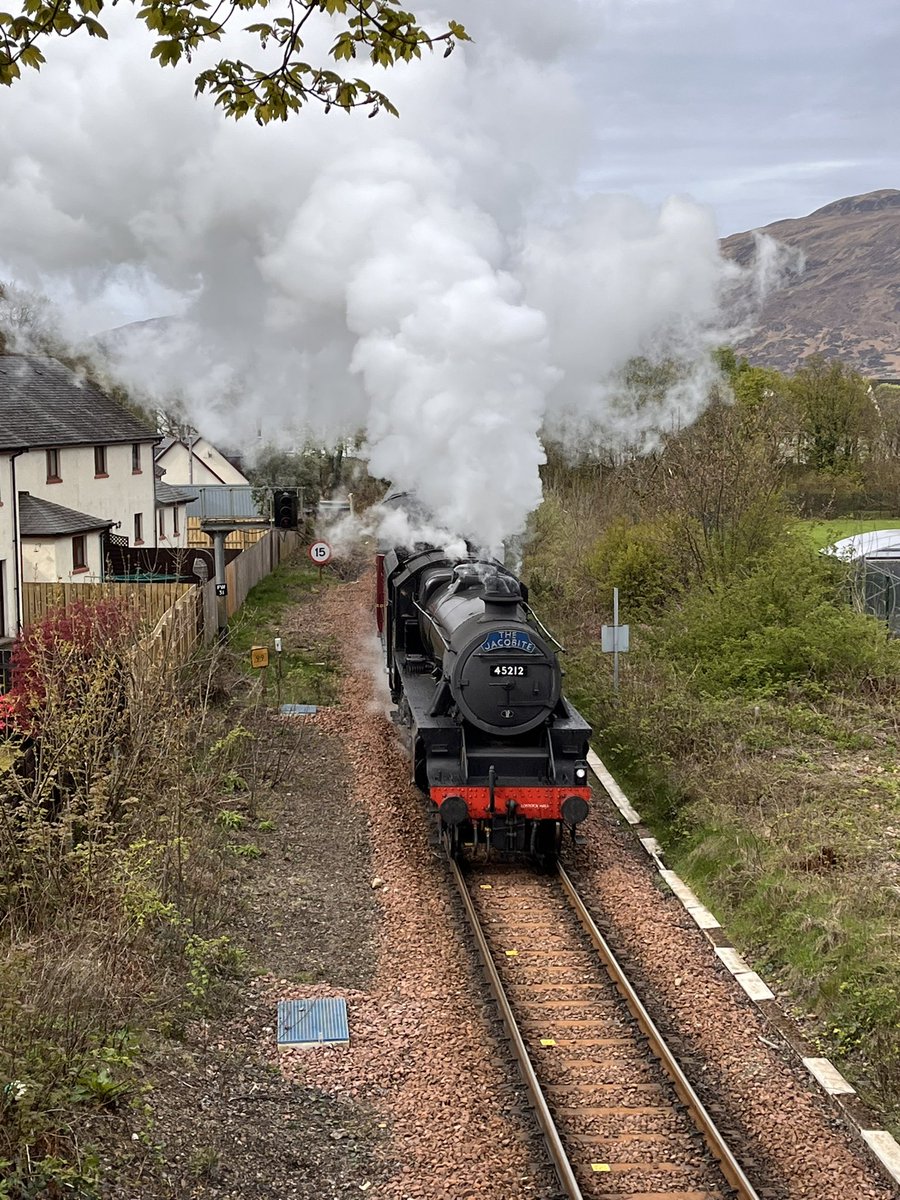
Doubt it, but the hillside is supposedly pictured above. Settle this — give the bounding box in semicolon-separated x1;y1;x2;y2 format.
721;189;900;375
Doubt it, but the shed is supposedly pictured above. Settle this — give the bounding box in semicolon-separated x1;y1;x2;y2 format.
824;530;900;635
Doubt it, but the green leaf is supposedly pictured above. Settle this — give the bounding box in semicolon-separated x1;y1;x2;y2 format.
1;0;472;124
17;42;42;66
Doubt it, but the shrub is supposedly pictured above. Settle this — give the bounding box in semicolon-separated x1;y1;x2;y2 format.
0;599;242;1193
10;600;136;709
656;535;900;696
585;518;681;618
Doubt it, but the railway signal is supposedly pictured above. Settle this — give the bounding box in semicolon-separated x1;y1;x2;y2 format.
273;489;299;529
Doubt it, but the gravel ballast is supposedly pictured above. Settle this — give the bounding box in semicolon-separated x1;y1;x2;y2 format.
116;570;898;1199
282;574;898;1199
278;577;555;1199
566;798;899;1199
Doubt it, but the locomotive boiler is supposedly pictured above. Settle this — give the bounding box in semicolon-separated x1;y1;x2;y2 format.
377;542;592;857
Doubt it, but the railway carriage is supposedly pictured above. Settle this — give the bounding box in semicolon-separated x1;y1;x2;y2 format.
376;534;592;857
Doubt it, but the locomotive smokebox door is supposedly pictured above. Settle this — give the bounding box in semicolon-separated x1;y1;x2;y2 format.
452;628;561;736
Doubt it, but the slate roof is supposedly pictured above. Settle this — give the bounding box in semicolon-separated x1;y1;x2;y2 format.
18;493;113;538
0;355;158;449
156;481;197;507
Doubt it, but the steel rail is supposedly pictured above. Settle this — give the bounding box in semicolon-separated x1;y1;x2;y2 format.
556;862;761;1200
449;859;584;1200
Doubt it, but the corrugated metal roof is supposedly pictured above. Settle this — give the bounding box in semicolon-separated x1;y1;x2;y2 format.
19;492;113;537
277;998;349;1048
0;355;158;449
280;703;319;716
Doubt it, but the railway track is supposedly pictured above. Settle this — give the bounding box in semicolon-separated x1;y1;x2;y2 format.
452;860;761;1200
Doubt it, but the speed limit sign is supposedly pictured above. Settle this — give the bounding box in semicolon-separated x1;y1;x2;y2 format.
308;540;333;566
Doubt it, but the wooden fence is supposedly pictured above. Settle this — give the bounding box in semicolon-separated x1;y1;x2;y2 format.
140;586;202;664
23;581;192;629
22;530;297;665
224;529;297;620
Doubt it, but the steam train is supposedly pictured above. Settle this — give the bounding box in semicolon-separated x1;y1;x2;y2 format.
376;528;592;858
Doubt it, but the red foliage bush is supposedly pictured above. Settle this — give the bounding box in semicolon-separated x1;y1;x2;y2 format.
3;599;138;734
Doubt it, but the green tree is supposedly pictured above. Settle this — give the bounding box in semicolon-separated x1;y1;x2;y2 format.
0;0;470;124
246;442;350;512
789;355;876;473
872;383;900;459
650;397;787;586
585;517;681;619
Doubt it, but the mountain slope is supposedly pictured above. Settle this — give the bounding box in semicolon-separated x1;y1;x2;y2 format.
721;189;900;375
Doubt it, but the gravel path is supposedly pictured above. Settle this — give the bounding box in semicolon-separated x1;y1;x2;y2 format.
279;578;556;1200
97;704;386;1200
566;801;899;1199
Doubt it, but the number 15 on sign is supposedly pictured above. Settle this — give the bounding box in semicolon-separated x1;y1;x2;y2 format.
309;541;333;575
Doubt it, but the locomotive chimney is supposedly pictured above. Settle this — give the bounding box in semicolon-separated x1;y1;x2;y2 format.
481;571;522;617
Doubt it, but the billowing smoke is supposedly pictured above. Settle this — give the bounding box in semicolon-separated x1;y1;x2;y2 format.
0;2;791;550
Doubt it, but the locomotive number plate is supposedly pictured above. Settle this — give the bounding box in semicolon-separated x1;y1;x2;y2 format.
490;664;528;677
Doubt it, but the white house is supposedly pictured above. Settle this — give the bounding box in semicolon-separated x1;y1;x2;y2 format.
19;493;112;585
0;449;24;641
1;355;160;551
155;481;194;549
155;435;250;487
0;354;170;623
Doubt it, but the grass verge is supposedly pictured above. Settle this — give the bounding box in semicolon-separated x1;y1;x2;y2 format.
793;517;900;549
227;562;339;707
564;645;900;1134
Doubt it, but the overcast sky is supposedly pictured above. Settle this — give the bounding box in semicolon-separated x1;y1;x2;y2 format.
575;0;900;234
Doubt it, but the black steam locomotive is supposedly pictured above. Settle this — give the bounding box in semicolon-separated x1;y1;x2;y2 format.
376;536;592;857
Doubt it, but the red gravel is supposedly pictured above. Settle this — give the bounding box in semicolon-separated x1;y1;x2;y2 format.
276;578;554;1200
271;573;898;1200
567;804;899;1199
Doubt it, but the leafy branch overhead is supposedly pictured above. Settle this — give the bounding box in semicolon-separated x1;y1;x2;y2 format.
0;0;471;122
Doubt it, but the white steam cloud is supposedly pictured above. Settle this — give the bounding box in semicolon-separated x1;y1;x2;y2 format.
0;2;788;550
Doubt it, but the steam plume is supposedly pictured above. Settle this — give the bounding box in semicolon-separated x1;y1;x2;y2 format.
0;2;788;549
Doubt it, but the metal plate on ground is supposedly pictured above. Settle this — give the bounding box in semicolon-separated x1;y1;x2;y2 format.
279;703;318;716
277;998;349;1050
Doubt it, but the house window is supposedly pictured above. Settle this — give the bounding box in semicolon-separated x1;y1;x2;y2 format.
46;448;61;482
173;505;180;536
72;535;87;572
132;443;142;473
94;445;108;477
134;512;144;544
158;508;165;539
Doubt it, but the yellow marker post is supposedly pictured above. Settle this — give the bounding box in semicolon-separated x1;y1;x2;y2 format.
540;1038;556;1047
479;884;493;890
505;949;518;957
250;646;270;669
591;1164;611;1173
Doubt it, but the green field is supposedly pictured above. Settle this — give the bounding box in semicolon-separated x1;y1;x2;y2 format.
793;518;900;550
